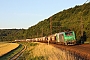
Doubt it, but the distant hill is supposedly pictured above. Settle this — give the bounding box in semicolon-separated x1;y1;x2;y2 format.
0;2;90;42
0;29;26;41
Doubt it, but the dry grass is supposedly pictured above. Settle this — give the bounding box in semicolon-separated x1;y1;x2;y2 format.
0;42;19;57
19;42;77;60
0;42;8;47
27;42;64;60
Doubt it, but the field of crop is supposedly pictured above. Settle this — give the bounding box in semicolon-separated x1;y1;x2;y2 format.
0;42;19;57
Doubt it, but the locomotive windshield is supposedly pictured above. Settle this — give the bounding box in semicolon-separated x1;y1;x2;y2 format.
65;31;73;36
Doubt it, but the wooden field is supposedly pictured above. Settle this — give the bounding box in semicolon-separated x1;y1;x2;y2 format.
0;42;19;57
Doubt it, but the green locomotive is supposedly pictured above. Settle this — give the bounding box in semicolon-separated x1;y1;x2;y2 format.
56;31;76;45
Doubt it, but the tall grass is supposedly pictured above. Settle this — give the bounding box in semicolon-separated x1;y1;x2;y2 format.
18;42;64;60
18;42;46;60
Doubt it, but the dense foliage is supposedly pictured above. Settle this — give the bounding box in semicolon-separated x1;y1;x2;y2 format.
0;2;90;42
0;29;26;41
26;2;90;42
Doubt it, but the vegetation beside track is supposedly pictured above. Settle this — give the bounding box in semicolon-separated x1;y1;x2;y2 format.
18;42;90;60
18;42;66;60
0;42;90;60
18;42;44;60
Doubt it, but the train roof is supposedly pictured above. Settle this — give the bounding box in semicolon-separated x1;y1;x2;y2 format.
58;31;74;34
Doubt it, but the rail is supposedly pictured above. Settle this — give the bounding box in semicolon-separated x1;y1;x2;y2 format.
10;45;26;60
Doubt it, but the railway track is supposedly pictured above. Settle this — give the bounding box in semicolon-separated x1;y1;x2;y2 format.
10;45;26;60
51;43;90;60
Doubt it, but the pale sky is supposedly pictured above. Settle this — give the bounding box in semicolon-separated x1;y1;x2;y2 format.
0;0;89;29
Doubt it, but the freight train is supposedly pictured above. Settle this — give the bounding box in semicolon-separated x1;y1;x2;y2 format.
15;31;76;45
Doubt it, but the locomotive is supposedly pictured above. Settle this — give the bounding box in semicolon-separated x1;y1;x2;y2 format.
55;31;76;45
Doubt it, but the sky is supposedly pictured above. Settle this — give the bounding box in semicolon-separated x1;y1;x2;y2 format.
0;0;89;29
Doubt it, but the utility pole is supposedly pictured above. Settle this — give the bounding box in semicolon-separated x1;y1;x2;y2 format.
42;27;43;37
37;32;38;37
80;0;89;37
48;17;52;45
80;16;84;37
80;0;89;44
50;17;52;35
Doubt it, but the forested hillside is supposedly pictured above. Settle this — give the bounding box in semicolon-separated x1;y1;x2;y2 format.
0;2;90;42
26;2;90;42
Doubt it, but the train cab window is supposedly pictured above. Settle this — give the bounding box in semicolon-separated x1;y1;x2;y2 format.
65;32;73;36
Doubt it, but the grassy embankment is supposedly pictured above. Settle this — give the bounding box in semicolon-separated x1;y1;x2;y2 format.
18;42;65;60
0;42;79;60
0;42;24;60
